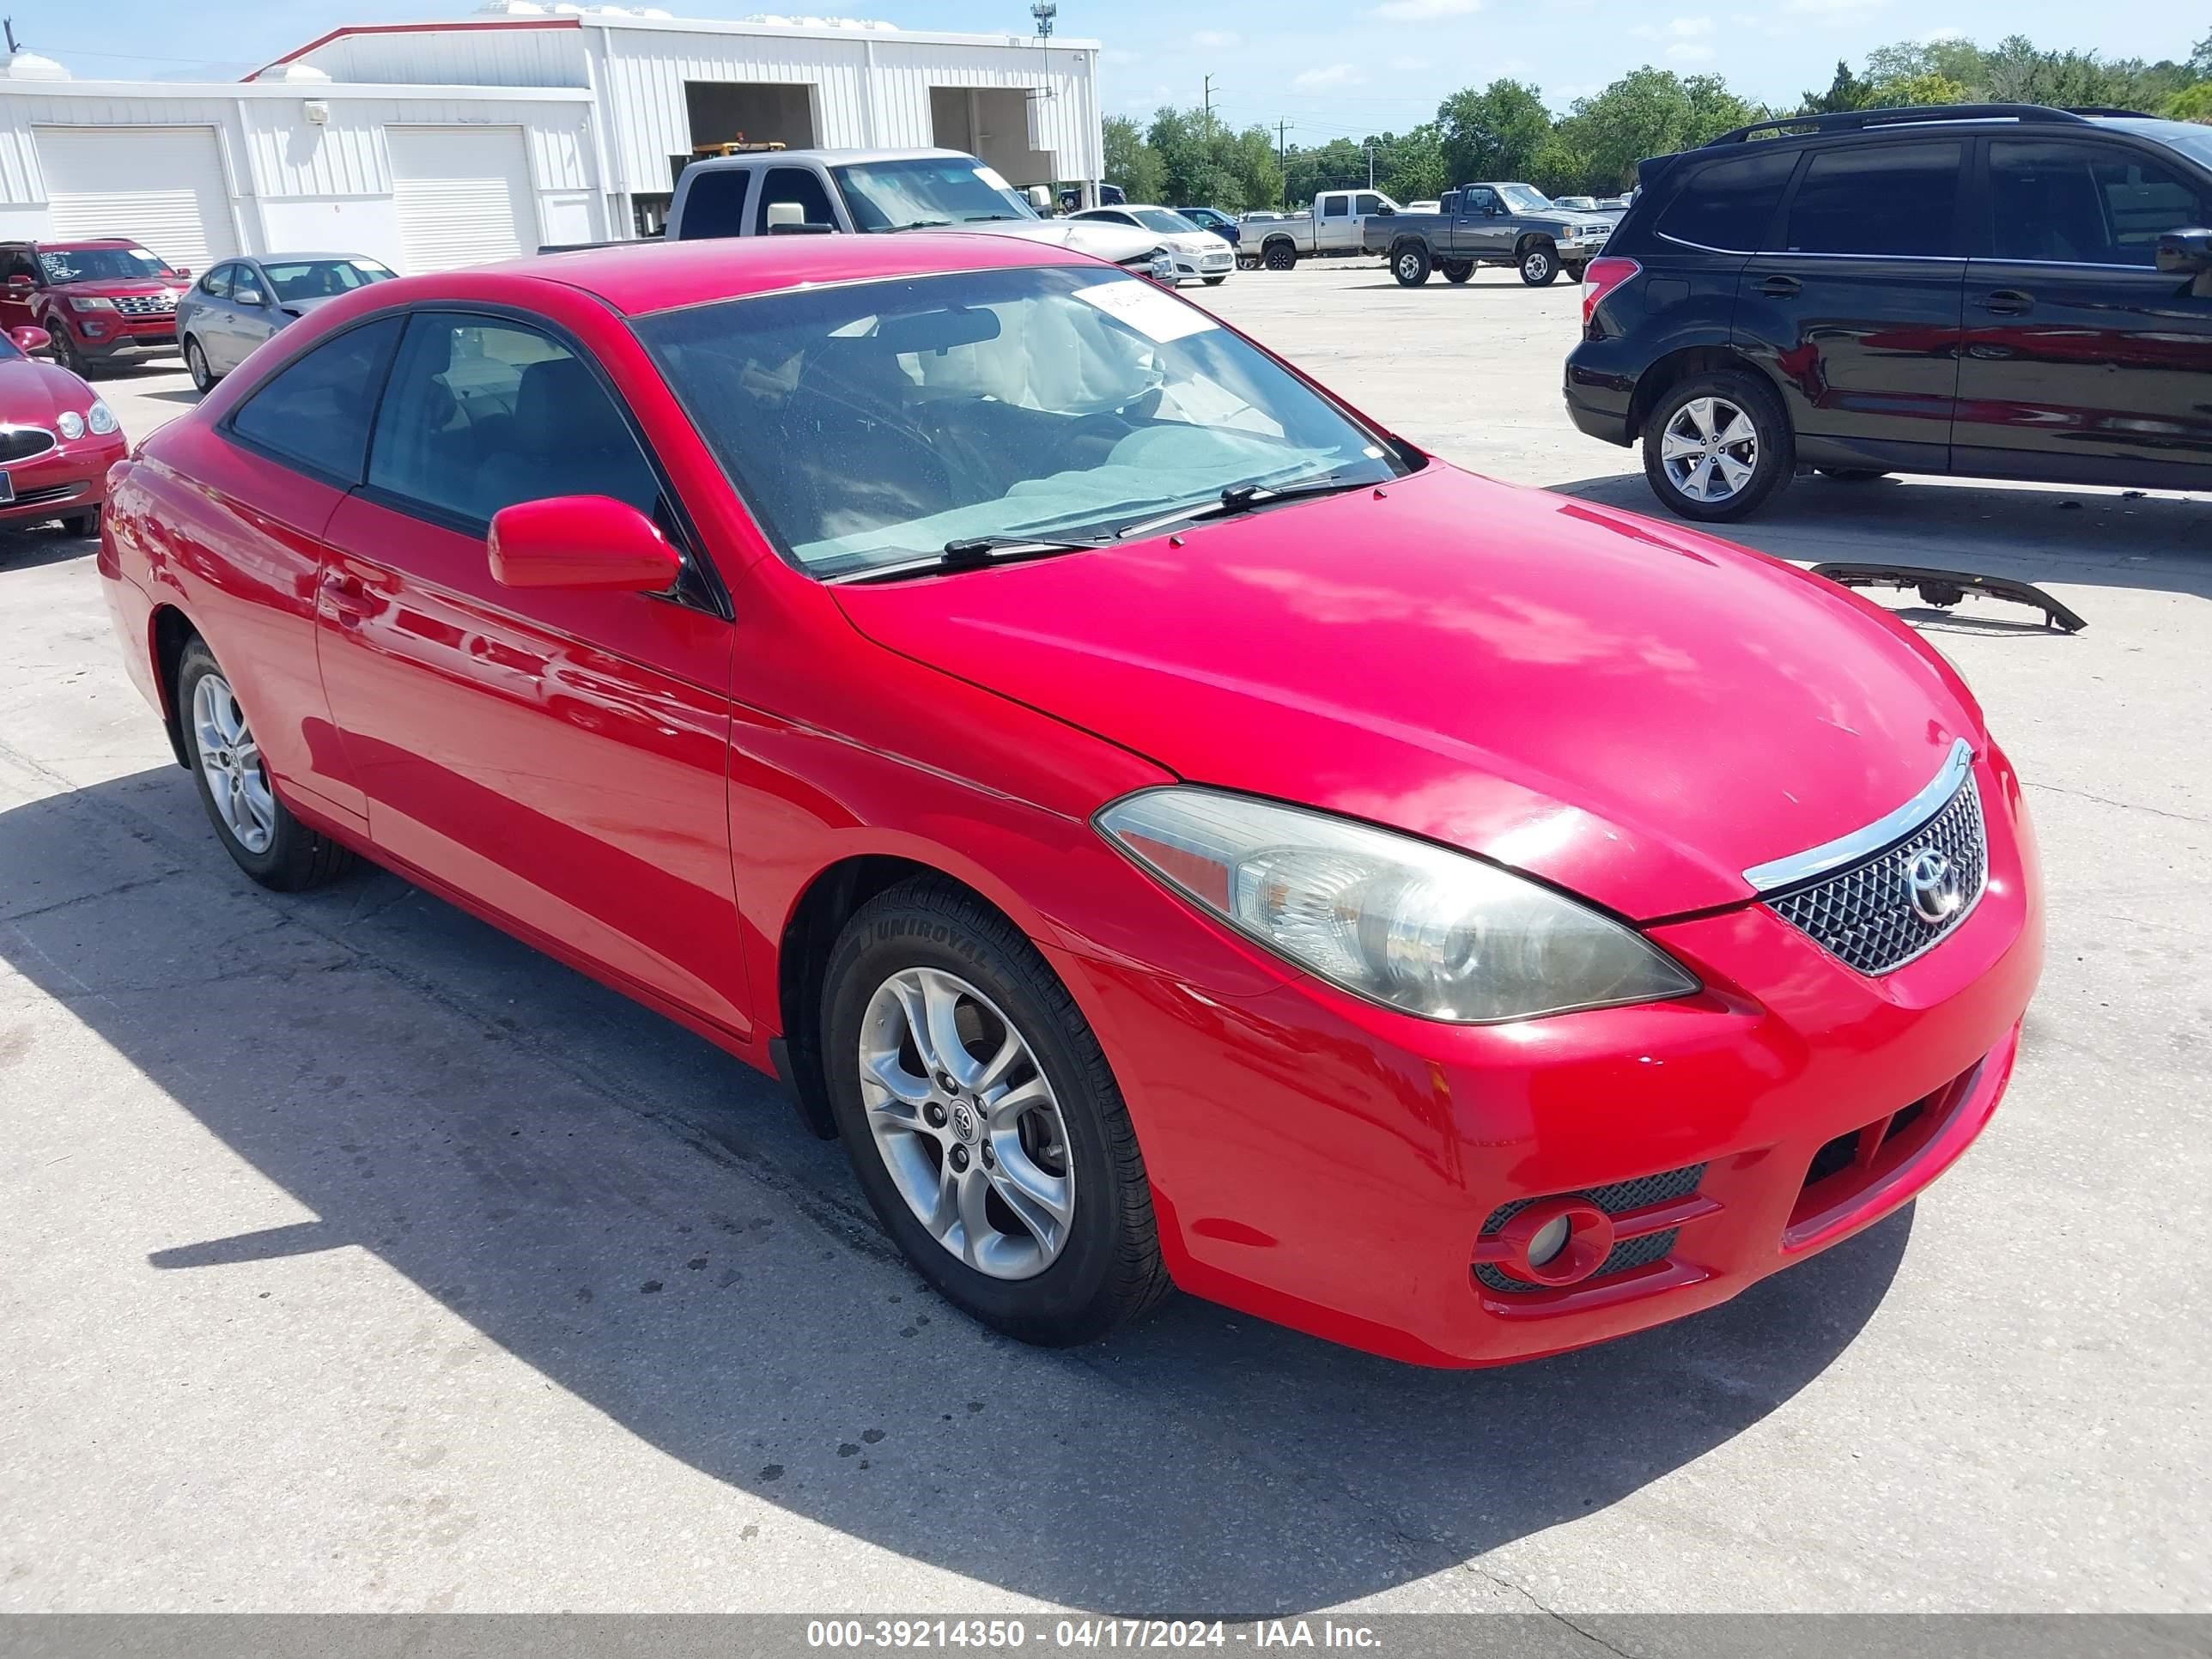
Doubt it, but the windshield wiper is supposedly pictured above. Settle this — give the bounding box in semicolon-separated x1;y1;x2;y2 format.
833;533;1114;585
960;213;1028;223
1107;473;1376;540
890;218;953;230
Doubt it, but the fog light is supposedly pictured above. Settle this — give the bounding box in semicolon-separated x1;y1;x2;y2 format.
1525;1213;1571;1267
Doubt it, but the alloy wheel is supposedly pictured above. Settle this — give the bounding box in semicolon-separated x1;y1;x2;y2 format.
1396;252;1423;283
1660;395;1759;504
186;338;212;392
1522;249;1555;283
858;966;1075;1280
191;672;276;854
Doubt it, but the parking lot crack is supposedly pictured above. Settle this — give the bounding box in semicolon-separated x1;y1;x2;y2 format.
2022;780;2209;826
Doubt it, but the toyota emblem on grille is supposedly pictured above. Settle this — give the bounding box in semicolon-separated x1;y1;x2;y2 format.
1905;848;1962;926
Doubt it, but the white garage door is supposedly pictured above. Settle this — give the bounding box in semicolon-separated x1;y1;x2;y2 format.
35;126;238;271
387;126;537;275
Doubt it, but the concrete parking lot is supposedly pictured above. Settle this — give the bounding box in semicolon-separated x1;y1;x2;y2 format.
2;262;2206;1615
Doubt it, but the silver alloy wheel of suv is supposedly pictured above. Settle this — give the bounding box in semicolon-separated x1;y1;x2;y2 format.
858;965;1076;1279
1659;395;1759;504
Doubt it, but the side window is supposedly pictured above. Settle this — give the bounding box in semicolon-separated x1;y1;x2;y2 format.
680;167;751;240
754;167;838;234
226;316;404;483
1467;188;1498;215
1989;140;2212;266
1784;142;1963;258
232;265;267;306
1321;195;1348;219
367;313;660;530
1354;192;1383;216
3;248;35;284
199;264;234;299
1656;148;1798;252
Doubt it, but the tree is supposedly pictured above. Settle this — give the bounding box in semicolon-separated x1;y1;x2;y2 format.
1800;58;1875;114
1437;80;1553;186
1553;69;1763;194
1103;114;1164;204
1868;72;1974;108
1373;125;1449;202
2172;80;2212;123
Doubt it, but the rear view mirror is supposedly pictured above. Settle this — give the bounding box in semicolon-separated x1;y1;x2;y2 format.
2155;228;2212;275
1376;204;1396;216
9;325;49;354
873;306;1002;353
170;267;192;282
1025;185;1053;211
488;496;683;592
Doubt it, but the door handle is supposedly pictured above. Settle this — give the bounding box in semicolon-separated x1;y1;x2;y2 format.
1978;289;2032;316
1758;274;1802;297
319;569;379;626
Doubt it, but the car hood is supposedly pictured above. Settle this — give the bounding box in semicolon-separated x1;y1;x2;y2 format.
0;357;95;422
945;220;1162;261
832;465;1984;920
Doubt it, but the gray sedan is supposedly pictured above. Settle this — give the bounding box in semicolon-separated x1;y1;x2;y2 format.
177;253;396;392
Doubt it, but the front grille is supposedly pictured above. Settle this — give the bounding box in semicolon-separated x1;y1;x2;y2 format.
1475;1162;1706;1294
6;482;83;506
113;293;176;316
0;427;57;464
1768;777;1987;975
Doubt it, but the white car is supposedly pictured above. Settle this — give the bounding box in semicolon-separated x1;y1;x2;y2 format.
1070;205;1237;286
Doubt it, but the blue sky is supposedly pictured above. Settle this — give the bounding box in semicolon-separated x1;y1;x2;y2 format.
20;0;2204;134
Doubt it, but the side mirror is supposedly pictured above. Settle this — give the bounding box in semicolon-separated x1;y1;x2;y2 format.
764;200;833;234
488;496;682;592
235;287;268;307
4;275;32;293
170;267;191;283
1376;204;1395;216
9;325;49;353
1025;185;1053;211
2155;228;2212;275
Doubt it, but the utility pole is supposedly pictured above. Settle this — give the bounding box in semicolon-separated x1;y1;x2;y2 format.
1202;74;1217;139
1365;143;1376;189
1276;118;1293;208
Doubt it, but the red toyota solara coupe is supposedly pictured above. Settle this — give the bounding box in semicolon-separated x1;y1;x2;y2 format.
97;234;2043;1366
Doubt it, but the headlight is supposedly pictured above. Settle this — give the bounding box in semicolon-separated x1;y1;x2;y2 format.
87;400;118;434
56;410;84;439
65;295;116;313
1097;787;1699;1023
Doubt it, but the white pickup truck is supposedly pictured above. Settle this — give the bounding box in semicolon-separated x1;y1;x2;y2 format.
546;148;1179;283
1244;189;1404;270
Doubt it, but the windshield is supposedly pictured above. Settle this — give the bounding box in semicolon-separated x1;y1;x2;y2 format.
259;258;394;301
638;264;1409;579
832;159;1039;231
2106;118;2212;172
1498;184;1554;213
39;246;170;283
0;332;18;362
1132;208;1199;234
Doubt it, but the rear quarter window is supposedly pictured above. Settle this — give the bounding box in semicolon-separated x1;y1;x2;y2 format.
1654;148;1798;252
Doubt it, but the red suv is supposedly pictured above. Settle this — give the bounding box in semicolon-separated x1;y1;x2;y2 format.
0;238;191;377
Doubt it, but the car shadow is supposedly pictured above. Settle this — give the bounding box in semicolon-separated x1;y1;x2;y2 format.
1548;468;2212;613
0;527;96;570
0;767;1913;1614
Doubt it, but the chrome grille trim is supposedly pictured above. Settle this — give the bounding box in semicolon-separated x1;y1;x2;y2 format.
113;292;178;316
1765;775;1988;975
1742;738;1974;893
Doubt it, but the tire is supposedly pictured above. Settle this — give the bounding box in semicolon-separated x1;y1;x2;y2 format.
175;637;357;891
1641;369;1794;524
1565;264;1589;283
1818;468;1889;483
1442;260;1474;284
60;506;100;538
822;877;1170;1347
1202;274;1228;287
1391;243;1431;287
1518;241;1560;287
185;337;218;394
52;328;96;380
1261;240;1297;271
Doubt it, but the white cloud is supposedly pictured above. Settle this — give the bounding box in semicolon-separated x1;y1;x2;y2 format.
1388;54;1425;71
1192;29;1240;47
1666;41;1717;61
1782;0;1888;16
1291;64;1369;91
1634;15;1715;37
1369;0;1479;21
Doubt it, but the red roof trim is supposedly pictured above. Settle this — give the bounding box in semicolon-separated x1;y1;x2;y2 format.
245;17;582;82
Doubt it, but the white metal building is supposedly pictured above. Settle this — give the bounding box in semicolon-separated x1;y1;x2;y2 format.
0;9;1103;275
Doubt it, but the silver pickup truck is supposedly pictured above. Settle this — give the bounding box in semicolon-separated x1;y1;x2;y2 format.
1243;189;1404;271
1361;182;1615;287
547;148;1180;283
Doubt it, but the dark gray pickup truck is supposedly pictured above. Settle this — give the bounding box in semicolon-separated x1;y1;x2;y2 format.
1361;182;1616;287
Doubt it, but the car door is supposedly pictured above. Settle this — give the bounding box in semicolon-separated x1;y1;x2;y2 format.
1734;138;1968;476
196;264;249;371
1454;188;1509;261
316;309;750;1036
1954;134;2212;488
226;263;285;364
182;264;231;365
1315;192;1353;252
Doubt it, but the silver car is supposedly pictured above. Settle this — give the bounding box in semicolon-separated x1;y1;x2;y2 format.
177;253;396;392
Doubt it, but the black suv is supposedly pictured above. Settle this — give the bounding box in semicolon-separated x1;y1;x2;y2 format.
1565;104;2212;521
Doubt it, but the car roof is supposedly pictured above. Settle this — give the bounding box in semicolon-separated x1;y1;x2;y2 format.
241;252;388;264
483;230;1095;316
686;146;975;170
23;239;144;251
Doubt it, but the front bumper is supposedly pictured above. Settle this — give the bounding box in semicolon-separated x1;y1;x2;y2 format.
0;434;126;520
1171;250;1237;282
1046;746;2043;1367
64;313;178;359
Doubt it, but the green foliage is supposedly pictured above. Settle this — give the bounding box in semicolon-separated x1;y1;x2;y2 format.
1800;59;1877;114
1103;115;1163;204
1868;73;1975;110
1438;81;1553;185
1111;106;1283;212
2172;80;2212;123
1547;70;1765;195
